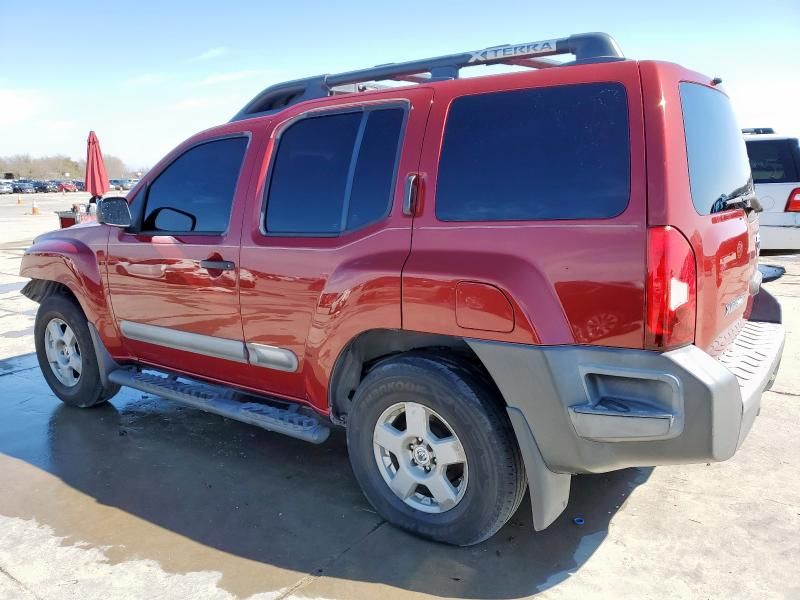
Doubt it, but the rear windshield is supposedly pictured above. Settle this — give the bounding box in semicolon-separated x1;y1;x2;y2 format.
745;139;800;184
679;83;754;215
436;82;630;221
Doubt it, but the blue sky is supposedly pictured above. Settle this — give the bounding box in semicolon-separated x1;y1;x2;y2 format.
1;0;798;168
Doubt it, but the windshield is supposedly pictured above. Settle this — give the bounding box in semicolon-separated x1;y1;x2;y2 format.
679;82;754;215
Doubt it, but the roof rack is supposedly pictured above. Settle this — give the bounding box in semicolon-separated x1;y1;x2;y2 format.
231;32;623;122
742;128;775;135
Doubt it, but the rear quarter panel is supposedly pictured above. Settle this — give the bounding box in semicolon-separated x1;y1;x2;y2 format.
640;61;756;354
403;61;647;348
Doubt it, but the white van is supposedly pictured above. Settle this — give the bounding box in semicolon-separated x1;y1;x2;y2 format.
744;130;800;250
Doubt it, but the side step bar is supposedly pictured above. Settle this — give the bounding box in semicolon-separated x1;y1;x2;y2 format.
107;369;330;444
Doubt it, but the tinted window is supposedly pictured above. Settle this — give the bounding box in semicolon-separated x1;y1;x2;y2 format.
267;112;361;234
266;108;404;234
745;139;800;184
347;109;404;230
142;137;247;233
436;83;630;222
679;83;753;215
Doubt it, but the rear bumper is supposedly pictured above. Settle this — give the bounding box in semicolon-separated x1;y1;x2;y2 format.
467;289;784;528
759;224;800;250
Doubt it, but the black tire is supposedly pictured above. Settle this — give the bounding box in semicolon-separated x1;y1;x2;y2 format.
346;354;526;546
34;294;120;408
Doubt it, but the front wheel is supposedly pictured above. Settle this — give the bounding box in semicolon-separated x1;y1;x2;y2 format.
34;294;120;408
346;355;526;546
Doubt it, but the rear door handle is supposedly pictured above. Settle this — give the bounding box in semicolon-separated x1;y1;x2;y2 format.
402;173;420;216
200;260;236;271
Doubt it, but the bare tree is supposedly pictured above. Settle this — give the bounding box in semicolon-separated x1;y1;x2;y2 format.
0;154;142;180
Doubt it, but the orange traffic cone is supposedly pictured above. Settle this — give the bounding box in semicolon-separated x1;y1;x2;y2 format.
31;199;40;215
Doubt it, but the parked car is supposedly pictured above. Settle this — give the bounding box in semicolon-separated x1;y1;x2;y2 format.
12;182;35;194
743;131;800;250
19;33;785;546
109;179;132;191
73;180;86;191
33;180;58;193
56;181;78;192
0;182;13;194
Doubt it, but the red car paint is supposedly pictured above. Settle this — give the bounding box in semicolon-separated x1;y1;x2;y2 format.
639;61;757;354
20;59;758;415
56;181;78;192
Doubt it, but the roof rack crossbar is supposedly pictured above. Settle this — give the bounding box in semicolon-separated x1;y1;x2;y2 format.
231;32;623;122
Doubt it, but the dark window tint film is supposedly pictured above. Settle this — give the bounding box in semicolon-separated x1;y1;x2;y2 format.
142;137;248;233
745;139;800;184
265;108;404;234
436;83;630;221
680;83;754;214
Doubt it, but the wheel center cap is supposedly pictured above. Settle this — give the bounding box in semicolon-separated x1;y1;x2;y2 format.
413;446;431;466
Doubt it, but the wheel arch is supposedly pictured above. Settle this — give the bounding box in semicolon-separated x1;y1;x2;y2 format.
329;328;573;532
328;329;484;426
21;238;126;357
22;278;82;311
21;239;105;321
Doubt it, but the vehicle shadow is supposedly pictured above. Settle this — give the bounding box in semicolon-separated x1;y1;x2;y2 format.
1;363;652;599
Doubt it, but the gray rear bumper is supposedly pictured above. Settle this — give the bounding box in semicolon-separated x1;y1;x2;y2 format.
468;290;785;529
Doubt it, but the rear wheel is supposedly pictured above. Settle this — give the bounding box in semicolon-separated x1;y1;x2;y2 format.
346;355;526;546
34;294;120;408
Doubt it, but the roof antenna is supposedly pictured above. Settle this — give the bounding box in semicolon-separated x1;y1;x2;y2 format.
711;77;723;86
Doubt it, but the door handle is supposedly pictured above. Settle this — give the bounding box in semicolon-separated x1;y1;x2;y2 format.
402;173;419;217
200;259;236;271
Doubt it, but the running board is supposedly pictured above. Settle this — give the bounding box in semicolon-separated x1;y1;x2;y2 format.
107;369;330;444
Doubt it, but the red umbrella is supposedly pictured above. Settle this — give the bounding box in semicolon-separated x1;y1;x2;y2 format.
84;131;109;199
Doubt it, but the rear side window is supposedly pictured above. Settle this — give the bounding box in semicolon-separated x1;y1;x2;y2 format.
142;137;248;233
745;139;800;183
436;82;630;222
679;83;753;215
347;109;405;230
265;107;404;234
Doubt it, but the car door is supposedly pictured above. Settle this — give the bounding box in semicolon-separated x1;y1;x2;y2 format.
106;132;258;384
236;88;433;407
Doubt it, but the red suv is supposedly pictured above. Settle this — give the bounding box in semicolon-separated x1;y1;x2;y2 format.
20;33;785;546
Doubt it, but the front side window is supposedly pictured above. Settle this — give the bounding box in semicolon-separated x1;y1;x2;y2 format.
436;82;630;222
141;136;248;233
679;83;754;215
265;107;405;235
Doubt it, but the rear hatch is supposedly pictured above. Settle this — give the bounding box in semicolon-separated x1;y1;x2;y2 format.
678;81;760;355
640;62;760;356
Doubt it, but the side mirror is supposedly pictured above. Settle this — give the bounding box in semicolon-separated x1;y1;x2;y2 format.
145;206;197;232
97;197;132;227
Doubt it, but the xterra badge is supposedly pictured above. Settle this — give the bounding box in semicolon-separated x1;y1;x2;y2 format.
468;40;558;63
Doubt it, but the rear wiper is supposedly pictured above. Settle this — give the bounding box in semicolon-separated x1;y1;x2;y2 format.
711;193;763;214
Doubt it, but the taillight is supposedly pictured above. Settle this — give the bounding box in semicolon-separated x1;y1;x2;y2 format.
645;226;697;350
785;188;800;212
